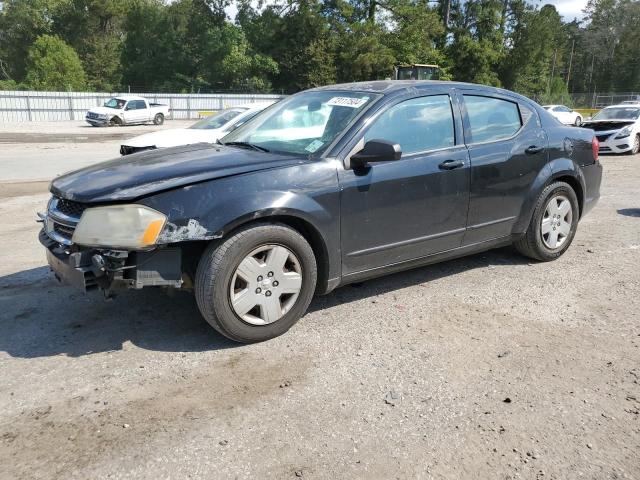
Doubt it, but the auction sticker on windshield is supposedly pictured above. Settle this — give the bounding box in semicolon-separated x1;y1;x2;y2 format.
327;97;369;108
305;140;324;153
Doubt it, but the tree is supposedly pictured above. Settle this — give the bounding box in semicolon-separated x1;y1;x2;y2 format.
501;4;567;98
0;0;60;81
238;0;336;92
52;0;131;91
24;34;87;90
446;0;505;85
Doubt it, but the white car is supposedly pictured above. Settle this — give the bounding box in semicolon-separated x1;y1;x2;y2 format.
119;103;272;155
584;104;640;155
542;104;583;126
86;95;171;127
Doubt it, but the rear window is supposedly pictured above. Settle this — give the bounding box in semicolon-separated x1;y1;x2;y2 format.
464;95;522;143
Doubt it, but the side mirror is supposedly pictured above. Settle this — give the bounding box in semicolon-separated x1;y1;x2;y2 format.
350;139;402;169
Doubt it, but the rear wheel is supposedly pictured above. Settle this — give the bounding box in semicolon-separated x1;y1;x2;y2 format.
514;182;579;261
153;113;164;125
574;115;582;126
195;223;317;343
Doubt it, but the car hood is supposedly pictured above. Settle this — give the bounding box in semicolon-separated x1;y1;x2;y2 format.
583;120;636;131
122;128;222;148
50;144;309;203
88;106;121;115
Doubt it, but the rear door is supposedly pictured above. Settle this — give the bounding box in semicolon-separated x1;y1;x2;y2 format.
459;91;547;245
338;91;470;274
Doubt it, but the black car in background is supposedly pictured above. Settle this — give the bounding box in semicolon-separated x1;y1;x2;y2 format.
39;81;602;343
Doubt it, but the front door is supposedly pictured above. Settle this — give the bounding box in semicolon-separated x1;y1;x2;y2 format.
339;93;470;275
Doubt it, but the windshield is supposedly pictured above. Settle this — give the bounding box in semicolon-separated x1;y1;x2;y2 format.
104;98;126;109
221;91;379;155
592;107;640;120
189;108;247;130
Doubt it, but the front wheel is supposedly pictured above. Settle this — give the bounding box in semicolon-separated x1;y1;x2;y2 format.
195;223;317;343
153;113;164;125
574;115;583;127
630;134;640;155
514;182;579;261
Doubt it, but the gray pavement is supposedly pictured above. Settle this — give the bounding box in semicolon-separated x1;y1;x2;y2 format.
0;133;638;479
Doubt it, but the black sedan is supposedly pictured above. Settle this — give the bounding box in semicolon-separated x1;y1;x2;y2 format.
39;81;602;342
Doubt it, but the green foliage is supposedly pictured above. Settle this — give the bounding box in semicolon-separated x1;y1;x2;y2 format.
24;34;87;90
0;0;638;97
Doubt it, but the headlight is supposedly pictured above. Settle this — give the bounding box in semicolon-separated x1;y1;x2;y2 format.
616;125;633;138
72;205;166;249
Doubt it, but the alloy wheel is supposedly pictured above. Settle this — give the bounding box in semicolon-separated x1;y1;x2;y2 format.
228;244;303;325
541;194;573;249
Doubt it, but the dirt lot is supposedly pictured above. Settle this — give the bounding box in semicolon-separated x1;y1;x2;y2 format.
0;135;638;479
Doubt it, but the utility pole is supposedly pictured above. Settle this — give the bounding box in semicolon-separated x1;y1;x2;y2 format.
566;39;575;90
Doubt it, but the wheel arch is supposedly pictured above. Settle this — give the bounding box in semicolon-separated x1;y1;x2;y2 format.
513;160;586;234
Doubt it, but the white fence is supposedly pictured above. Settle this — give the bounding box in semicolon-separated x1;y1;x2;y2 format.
0;90;285;122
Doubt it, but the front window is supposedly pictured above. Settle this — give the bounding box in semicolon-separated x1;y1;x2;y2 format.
104;98;126;109
364;95;455;154
592;107;640;120
221;91;379;155
189;108;247;130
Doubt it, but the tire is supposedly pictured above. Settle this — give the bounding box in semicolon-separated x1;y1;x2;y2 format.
108;116;122;127
153;113;164;125
630;134;640;155
574;115;582;127
195;223;317;343
514;181;579;262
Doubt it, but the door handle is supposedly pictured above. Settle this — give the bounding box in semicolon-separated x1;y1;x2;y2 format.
438;159;465;170
525;145;545;154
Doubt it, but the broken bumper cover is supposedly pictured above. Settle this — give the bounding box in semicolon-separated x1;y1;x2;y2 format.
39;229;183;292
40;229;97;290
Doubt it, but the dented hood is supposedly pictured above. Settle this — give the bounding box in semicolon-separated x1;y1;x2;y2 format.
50;143;309;203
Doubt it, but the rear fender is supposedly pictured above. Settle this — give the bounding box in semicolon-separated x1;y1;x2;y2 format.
512;158;586;234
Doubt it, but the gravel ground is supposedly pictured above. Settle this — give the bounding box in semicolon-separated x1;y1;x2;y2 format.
0;147;638;479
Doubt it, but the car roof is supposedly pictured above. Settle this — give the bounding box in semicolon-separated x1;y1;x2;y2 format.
603;104;640;109
310;80;534;103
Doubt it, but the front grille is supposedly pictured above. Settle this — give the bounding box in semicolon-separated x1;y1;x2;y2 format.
45;196;88;245
53;223;75;239
56;198;87;218
596;134;610;142
88;112;99;120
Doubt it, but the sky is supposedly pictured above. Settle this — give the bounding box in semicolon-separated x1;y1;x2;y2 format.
534;0;589;20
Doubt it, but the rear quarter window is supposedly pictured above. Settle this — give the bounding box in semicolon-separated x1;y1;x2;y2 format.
464;95;522;144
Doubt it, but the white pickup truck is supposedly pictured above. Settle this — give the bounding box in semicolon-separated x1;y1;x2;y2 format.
85;95;171;127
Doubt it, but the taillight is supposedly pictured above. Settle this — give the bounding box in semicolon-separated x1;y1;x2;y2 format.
592;136;599;162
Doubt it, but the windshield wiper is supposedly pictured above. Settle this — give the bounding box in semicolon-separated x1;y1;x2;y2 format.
220;141;269;153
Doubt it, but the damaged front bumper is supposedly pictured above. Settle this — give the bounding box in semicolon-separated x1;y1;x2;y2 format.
39;229;183;293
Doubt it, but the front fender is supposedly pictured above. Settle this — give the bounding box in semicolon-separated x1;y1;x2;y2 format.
139;161;341;285
512;158;586;234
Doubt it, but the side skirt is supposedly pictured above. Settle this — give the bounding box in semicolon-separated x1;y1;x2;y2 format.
334;235;514;288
